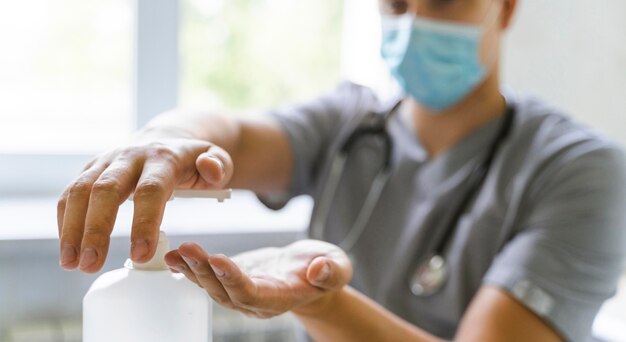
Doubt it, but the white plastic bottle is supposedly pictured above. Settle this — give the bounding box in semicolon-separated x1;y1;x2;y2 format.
83;231;211;342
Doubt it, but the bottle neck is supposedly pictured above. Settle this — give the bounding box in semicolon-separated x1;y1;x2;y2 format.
126;231;170;271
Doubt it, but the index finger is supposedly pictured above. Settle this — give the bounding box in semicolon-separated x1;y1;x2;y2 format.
206;254;285;311
171;243;235;309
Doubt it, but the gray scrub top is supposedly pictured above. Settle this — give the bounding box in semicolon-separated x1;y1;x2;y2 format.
260;82;626;341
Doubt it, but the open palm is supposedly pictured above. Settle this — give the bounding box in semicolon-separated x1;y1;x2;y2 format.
164;239;353;318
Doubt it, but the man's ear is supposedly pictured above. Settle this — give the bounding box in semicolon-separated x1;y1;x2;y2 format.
500;0;518;30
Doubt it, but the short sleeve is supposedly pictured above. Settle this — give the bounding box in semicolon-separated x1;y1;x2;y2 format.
483;144;626;341
258;81;378;208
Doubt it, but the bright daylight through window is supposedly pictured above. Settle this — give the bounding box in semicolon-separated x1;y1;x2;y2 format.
180;0;343;112
0;0;343;155
0;0;133;154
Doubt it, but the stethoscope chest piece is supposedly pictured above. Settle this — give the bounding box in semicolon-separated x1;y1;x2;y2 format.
409;255;448;296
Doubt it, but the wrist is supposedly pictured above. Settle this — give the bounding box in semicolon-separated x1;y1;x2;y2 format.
133;126;196;143
292;287;343;318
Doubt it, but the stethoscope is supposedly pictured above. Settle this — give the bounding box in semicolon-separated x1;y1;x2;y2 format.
310;98;516;297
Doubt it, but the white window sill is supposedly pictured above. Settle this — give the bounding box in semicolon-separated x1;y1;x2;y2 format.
0;190;312;241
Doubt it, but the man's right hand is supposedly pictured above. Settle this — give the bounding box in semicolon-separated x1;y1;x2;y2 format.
57;137;234;273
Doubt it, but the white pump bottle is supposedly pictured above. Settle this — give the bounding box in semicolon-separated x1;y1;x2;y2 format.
83;189;231;342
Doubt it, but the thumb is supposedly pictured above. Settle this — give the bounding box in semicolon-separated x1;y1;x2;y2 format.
195;145;234;188
306;255;353;291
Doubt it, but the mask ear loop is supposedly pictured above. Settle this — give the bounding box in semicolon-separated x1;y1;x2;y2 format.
380;12;415;31
411;0;501;23
477;0;505;75
480;0;505;29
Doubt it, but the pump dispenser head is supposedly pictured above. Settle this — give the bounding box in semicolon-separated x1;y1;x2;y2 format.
126;231;170;271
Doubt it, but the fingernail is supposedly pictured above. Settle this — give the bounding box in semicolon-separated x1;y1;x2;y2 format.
131;240;149;261
169;264;185;273
208;156;226;179
60;245;77;267
316;263;331;283
210;263;225;277
182;255;198;267
79;248;98;269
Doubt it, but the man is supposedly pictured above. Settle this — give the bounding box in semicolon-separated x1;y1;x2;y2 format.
57;0;626;340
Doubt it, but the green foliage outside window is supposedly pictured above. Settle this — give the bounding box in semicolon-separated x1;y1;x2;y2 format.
181;0;344;111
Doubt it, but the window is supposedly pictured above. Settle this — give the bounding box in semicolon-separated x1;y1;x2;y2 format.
0;0;344;196
0;0;133;155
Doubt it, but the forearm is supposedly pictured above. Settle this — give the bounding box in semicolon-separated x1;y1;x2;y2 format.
137;109;241;153
294;287;444;342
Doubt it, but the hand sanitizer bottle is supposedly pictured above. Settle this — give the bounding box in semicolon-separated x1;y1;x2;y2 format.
82;189;231;341
83;231;211;342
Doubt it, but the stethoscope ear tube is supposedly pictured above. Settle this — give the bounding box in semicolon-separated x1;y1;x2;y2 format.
310;153;348;241
339;168;392;251
311;100;402;243
310;140;392;251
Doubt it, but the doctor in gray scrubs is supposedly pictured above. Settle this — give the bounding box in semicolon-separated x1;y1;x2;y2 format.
57;0;626;341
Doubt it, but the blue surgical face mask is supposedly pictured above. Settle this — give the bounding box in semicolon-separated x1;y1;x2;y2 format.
381;14;493;112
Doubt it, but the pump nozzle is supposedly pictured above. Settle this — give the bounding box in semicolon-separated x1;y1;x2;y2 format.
128;189;232;202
